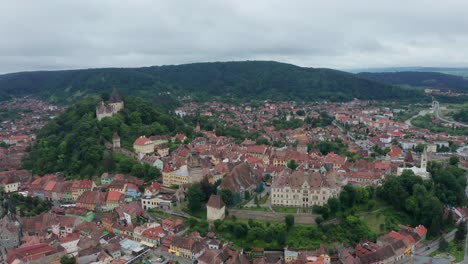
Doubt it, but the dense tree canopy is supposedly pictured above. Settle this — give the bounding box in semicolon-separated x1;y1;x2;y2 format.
187;183;205;212
377;165;466;238
0;61;425;103
23;96;190;178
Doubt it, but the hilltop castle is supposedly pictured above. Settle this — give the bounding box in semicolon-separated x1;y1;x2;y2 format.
96;88;124;121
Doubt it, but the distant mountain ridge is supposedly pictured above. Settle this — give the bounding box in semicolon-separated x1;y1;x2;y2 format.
0;61;423;103
357;71;468;92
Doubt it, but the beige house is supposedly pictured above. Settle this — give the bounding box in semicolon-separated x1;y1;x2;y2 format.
271;169;342;207
206;195;225;221
2;180;20;193
133;136;155;155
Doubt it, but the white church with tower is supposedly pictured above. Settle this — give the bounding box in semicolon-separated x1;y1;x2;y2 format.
397;147;430;180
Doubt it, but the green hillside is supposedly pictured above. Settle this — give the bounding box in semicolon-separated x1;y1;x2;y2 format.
357;71;468;92
0;61;425;103
23;96;192;179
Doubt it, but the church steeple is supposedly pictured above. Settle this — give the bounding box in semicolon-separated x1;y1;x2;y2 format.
109;87;122;103
420;147;427;170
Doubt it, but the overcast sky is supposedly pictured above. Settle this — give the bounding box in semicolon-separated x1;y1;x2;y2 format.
1;0;468;73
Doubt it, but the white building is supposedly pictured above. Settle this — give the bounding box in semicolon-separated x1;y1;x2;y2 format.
141;195;173;210
397;148;430;180
206;195;225;221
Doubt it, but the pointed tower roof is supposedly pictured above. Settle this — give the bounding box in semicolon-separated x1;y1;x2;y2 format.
404;150;414;163
109;87;122;103
112;132;120;140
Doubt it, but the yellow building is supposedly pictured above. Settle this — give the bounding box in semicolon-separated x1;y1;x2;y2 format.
162;165;189;187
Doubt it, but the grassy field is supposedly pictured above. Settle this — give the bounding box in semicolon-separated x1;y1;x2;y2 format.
393;106;427;122
183;207;207;219
429;240;465;263
217;218;323;250
239;206;272;212
273;207;298;214
148;209;178;220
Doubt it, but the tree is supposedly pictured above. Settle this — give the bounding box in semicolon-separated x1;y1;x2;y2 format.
328;198;341;214
455;221;467;242
296;110;305;116
244;191;251;200
255;183;264;193
60;255;76;264
187;183;205;212
315;216;324;225
214;219;222;230
200;177;213;202
439;238;449;252
285;214;295;231
276;229;286;246
220;189;233;207
449;156;460;166
414;143;425;153
287;160;298;170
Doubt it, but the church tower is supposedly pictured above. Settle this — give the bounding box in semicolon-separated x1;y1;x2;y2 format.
112;132;121;149
420;147;427;171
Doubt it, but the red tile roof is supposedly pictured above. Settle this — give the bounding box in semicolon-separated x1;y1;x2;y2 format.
207;195;225;210
134;136;151;146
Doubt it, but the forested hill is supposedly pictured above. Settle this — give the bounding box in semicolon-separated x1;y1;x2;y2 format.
357;71;468;92
0;61;423;103
23;96;192;178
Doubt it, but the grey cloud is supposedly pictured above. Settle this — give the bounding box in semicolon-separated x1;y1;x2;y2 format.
1;0;468;73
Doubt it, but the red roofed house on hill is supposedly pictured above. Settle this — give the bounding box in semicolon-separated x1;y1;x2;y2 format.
133;136;155;157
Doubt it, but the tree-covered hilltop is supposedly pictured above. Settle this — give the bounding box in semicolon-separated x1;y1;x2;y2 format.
357;71;468;92
0;61;425;103
23;96;192;178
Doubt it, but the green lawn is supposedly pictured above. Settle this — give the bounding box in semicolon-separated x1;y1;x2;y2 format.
183;207;207;219
429;240;465;263
239;206;272;212
273;207;297;214
359;208;411;236
148;209;178;220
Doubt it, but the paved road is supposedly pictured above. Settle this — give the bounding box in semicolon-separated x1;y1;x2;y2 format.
404;109;432;127
433;101;468;128
397;230;457;264
415;230;456;256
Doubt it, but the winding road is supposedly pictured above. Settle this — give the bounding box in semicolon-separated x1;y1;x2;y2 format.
404;101;468;128
433;101;468;128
